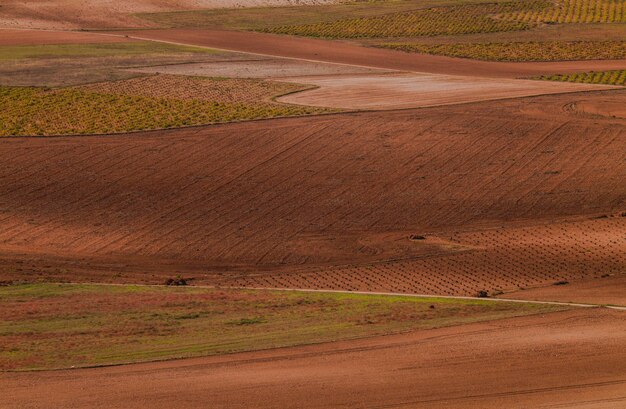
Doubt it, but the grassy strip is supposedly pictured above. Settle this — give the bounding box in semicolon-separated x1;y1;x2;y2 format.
535;70;626;85
0;42;218;61
0;76;332;137
0;283;568;371
379;40;626;61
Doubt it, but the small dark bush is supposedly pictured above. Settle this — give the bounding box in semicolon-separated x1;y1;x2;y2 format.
477;290;489;298
165;277;187;286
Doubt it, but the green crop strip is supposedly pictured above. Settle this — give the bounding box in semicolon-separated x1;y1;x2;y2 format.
0;283;568;370
0;76;332;137
378;40;626;61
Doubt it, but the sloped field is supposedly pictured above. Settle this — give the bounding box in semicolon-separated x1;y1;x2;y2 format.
228;217;626;296
0;92;624;295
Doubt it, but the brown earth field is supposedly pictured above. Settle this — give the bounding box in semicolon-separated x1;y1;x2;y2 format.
0;90;624;299
115;29;626;78
505;274;626;307
3;308;626;409
2;23;626;409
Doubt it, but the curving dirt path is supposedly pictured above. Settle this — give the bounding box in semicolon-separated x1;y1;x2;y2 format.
3;308;625;409
115;28;626;78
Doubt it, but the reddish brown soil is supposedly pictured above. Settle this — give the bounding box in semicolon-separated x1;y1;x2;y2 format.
566;96;626;120
117;29;626;78
229;217;626;297
504;274;626;307
3;308;625;408
0;28;131;46
0;91;624;296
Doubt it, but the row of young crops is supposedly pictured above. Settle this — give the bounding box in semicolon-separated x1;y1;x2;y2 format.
380;40;626;61
536;69;626;85
263;0;625;39
501;0;626;23
263;2;543;38
228;218;626;297
0;76;331;137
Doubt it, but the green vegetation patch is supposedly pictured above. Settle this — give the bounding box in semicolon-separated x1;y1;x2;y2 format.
0;75;331;137
379;40;626;61
0;283;567;370
535;70;626;85
0;41;217;61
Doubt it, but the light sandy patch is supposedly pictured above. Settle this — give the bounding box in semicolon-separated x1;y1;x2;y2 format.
130;58;391;78
277;72;620;110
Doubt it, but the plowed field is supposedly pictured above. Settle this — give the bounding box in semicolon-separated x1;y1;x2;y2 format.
229;217;626;297
1;91;624;296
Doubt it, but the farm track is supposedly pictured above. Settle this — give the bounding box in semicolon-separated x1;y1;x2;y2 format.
3;308;626;408
113;28;626;78
0;91;624;297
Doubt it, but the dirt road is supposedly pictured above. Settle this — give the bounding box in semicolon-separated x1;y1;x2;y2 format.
116;29;626;78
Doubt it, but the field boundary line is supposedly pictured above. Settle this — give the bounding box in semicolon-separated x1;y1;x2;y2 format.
223;286;626;311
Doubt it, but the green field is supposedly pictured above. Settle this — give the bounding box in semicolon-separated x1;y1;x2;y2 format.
0;283;567;370
0;75;330;137
379;40;626;61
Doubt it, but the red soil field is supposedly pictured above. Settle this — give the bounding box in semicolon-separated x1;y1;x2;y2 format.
3;308;625;408
506;273;626;307
0;28;131;46
228;217;626;297
0;91;624;296
116;29;626;78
